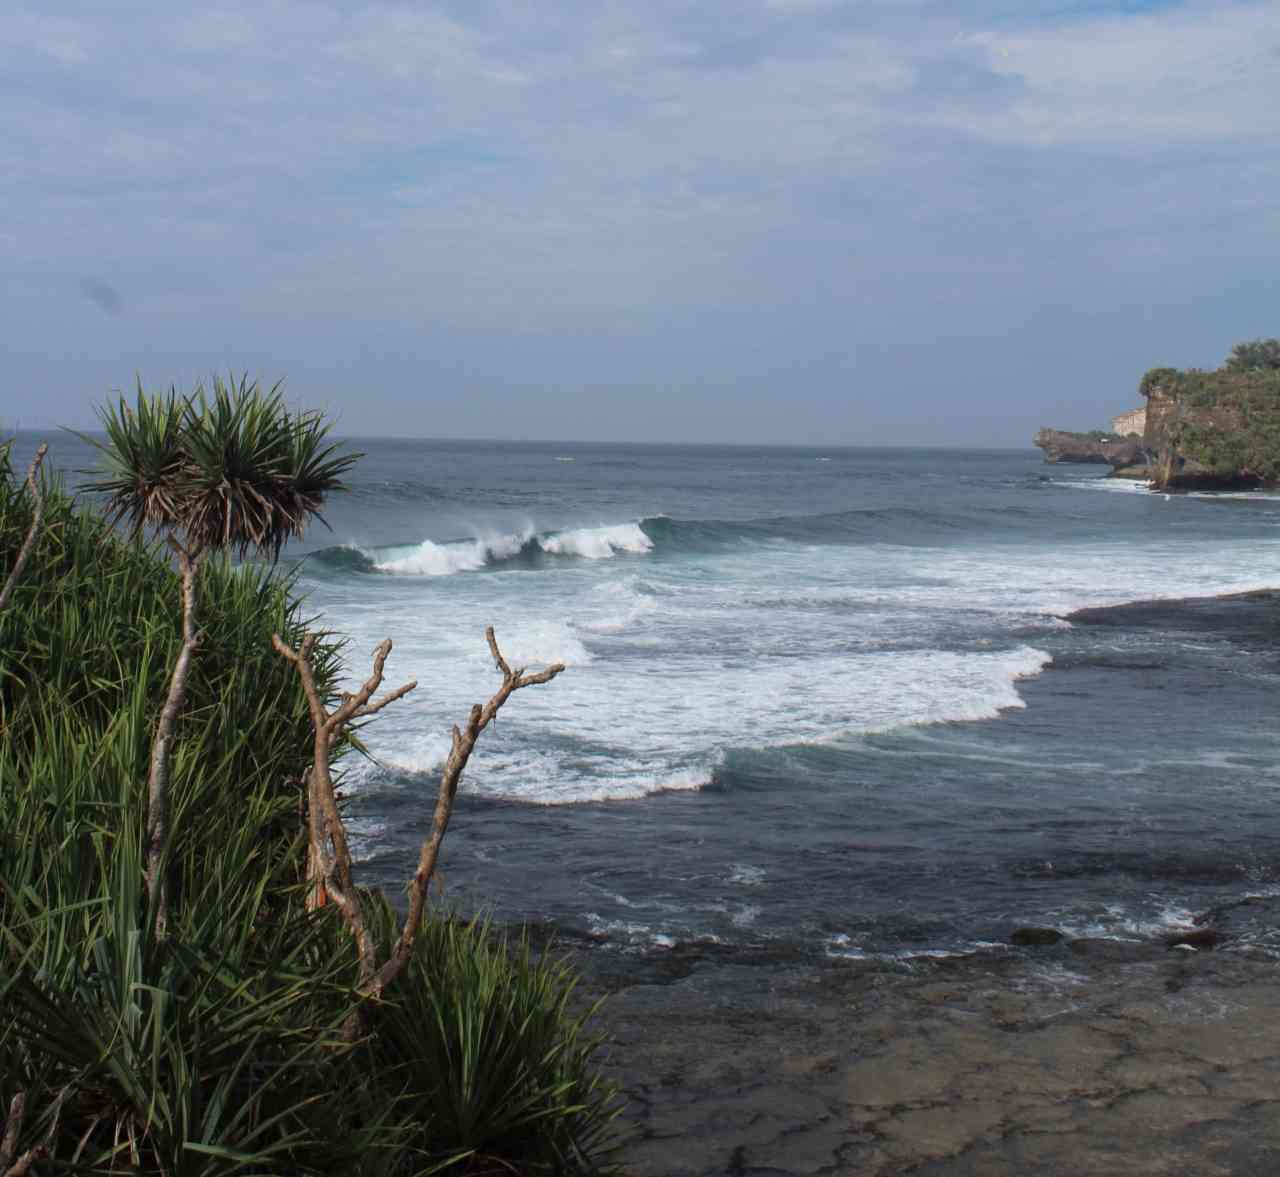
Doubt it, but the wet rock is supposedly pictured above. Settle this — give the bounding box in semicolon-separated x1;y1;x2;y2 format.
1066;937;1165;963
1010;926;1063;947
1033;428;1150;468
586;946;1280;1177
1164;927;1221;950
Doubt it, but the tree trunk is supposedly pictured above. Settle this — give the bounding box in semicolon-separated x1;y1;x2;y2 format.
146;541;201;937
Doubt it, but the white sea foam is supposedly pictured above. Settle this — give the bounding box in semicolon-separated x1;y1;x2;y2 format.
351;636;1051;804
1060;476;1280;503
1056;477;1152;495
374;530;529;576
325;479;1280;808
575;578;659;635
493;620;593;668
371;521;651;575
1047;902;1202;942
541;522;653;559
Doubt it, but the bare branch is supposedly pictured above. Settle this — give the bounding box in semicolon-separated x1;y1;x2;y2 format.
2;1147;46;1177
277;624;563;1016
0;443;49;612
0;1092;24;1171
331;640;394;726
514;664;565;688
0;1089;44;1177
486;625;512;679
274;633;415;990
376;627;563;994
349;679;417;720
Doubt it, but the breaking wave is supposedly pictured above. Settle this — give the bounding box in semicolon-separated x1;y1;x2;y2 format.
303;504;1033;579
308;521;654;577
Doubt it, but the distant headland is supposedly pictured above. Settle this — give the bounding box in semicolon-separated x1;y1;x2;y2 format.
1035;337;1280;490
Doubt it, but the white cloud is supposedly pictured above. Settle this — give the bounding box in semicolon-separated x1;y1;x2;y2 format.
2;1;1279;440
953;2;1280;146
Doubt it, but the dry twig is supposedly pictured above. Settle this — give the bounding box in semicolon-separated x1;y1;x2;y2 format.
0;1092;23;1170
272;632;418;988
0;1091;46;1177
273;625;564;1006
0;443;49;612
375;627;564;994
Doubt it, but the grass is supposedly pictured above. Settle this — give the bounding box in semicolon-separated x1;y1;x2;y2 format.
0;446;620;1176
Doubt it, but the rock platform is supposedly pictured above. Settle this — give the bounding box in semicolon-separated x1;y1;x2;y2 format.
590;941;1280;1176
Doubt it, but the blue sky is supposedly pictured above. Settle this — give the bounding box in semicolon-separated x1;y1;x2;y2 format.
3;0;1278;444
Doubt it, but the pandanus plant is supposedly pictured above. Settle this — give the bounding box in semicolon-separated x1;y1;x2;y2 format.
84;375;360;934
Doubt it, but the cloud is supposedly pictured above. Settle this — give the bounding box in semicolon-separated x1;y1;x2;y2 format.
1;1;1279;440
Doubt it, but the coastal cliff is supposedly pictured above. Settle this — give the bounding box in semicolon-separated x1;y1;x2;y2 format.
1035;337;1280;489
1033;428;1148;470
1141;355;1280;489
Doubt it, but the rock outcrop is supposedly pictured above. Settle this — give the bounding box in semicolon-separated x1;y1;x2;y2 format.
1141;378;1269;491
1033;429;1149;473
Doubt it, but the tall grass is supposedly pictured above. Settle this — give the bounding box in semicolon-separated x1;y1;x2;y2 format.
0;452;619;1175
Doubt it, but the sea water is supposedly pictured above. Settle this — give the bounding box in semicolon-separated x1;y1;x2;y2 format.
291;440;1280;960
28;434;1280;959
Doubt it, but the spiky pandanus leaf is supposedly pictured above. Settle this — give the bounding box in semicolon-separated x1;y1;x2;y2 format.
156;375;362;561
81;383;190;538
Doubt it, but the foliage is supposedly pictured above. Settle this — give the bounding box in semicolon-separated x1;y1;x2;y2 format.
1135;339;1280;483
1224;337;1280;373
1138;366;1180;398
0;454;619;1175
1166;367;1280;480
82;374;363;933
1;833;364;1177
0;467;336;918
361;901;621;1176
85;375;362;560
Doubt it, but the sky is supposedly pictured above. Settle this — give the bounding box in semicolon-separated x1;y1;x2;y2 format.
3;0;1279;446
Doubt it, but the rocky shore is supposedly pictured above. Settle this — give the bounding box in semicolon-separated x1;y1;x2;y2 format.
1033;428;1148;474
589;931;1280;1176
570;590;1280;1176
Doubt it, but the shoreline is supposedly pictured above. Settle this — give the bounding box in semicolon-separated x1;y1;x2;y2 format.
583;585;1280;1176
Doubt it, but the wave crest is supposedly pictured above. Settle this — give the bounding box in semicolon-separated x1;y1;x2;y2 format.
307;522;654;578
375;522;653;576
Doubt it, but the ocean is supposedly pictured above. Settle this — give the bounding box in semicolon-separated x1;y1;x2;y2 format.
25;433;1280;961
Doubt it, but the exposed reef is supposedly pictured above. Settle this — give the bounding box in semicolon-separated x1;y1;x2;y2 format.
587;586;1280;1177
589;925;1280;1177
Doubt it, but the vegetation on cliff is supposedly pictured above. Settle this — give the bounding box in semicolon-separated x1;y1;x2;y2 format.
1140;337;1280;487
0;404;618;1175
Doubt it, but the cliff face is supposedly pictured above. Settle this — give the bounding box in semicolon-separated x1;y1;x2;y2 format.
1142;373;1280;490
1033;429;1149;471
1142;384;1211;488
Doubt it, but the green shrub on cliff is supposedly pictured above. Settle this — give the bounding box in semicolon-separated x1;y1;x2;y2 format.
1169;369;1280;481
1225;337;1280;373
1138;366;1180;397
1138;340;1280;484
